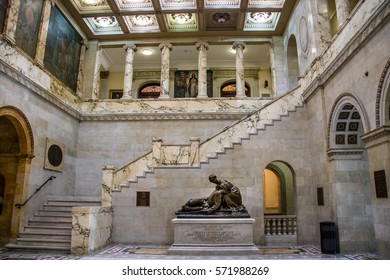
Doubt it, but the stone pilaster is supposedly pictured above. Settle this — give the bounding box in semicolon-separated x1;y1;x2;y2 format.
122;44;137;99
271;37;288;96
335;0;351;28
159;42;172;98
2;0;20;44
35;0;52;68
196;42;209;98
91;46;102;100
76;39;88;98
232;41;246;97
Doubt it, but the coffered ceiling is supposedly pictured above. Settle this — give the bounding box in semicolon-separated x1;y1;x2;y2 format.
59;0;297;71
61;0;297;41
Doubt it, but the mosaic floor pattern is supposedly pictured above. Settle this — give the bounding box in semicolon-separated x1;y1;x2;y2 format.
0;244;381;260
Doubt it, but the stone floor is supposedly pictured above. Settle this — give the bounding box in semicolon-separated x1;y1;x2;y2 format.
0;244;381;260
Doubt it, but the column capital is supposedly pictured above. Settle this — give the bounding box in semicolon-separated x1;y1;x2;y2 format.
81;39;89;48
159;42;172;51
196;41;209;50
123;44;137;52
232;41;246;50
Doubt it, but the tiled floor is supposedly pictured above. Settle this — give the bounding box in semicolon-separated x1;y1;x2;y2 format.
0;244;381;260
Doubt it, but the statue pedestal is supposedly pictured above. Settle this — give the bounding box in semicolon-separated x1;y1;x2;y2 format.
169;218;258;255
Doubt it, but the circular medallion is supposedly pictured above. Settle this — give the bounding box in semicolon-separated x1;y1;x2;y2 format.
48;144;63;167
299;16;309;55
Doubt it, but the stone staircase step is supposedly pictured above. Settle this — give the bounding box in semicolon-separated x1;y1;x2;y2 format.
18;232;71;240
33;214;71;222
23;225;71;235
5;243;70;253
28;220;72;227
16;238;71;247
6;198;101;254
45;199;101;206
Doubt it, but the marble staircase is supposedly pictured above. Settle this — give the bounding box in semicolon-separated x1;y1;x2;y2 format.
5;199;100;253
107;86;304;192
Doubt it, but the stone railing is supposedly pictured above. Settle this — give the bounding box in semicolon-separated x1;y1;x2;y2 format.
264;215;297;236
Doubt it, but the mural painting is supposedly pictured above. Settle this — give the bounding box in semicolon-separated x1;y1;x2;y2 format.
44;5;82;92
14;0;44;58
174;70;213;98
0;0;7;33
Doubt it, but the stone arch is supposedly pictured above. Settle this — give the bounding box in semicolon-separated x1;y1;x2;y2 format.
220;80;251;97
287;34;299;89
0;105;34;243
263;161;296;215
327;94;369;151
137;80;161;98
376;58;390;127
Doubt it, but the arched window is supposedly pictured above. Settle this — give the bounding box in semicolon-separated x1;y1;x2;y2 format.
220;81;250;97
138;83;161;98
333;103;363;148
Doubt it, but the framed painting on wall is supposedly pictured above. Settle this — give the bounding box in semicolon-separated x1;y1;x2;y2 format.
14;0;44;58
174;70;213;98
0;0;7;33
44;4;82;92
109;90;123;99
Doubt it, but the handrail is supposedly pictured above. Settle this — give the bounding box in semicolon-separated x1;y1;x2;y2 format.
15;176;56;208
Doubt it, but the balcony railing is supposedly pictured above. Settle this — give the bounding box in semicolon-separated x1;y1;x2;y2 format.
264;215;297;236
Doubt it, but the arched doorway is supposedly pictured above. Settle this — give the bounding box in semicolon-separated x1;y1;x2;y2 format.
263;161;296;245
0;106;34;245
138;82;161;98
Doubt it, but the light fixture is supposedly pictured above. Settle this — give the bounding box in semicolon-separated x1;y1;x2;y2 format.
172;13;192;24
141;49;153;56
249;12;273;23
93;16;118;28
81;0;102;5
134;15;154;26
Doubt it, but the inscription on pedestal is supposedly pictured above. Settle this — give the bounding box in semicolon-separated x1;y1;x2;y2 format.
172;218;255;246
185;225;242;243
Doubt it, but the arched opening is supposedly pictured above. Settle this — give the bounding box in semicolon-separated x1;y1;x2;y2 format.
287;35;299;89
263;161;295;216
0;106;34;245
220;81;251;97
263;161;296;245
138;82;161;98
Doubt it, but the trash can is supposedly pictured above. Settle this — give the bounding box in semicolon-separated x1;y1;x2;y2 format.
320;221;338;254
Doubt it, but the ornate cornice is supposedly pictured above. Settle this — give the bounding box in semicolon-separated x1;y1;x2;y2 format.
80;112;246;121
361;125;390;148
0;58;81;120
327;148;364;161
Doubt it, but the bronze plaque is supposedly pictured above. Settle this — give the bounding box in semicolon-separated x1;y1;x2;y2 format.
374;170;388;198
136;191;150;206
317;187;324;206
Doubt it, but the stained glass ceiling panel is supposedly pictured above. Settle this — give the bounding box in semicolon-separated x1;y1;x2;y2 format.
64;0;296;38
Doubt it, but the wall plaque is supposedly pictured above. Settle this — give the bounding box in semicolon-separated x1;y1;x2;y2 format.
317;187;324;206
136;191;150;206
374;170;388;198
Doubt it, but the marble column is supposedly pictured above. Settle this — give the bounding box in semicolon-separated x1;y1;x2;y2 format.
196;42;209;98
335;0;351;28
122;44;137;99
232;41;246;98
92;46;102;100
34;0;52;68
159;42;172;98
76;40;88;98
2;0;21;44
269;43;276;97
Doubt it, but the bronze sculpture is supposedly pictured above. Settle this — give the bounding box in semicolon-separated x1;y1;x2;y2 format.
176;174;250;218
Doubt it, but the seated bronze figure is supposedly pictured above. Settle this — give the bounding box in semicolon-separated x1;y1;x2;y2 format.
176;174;250;218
